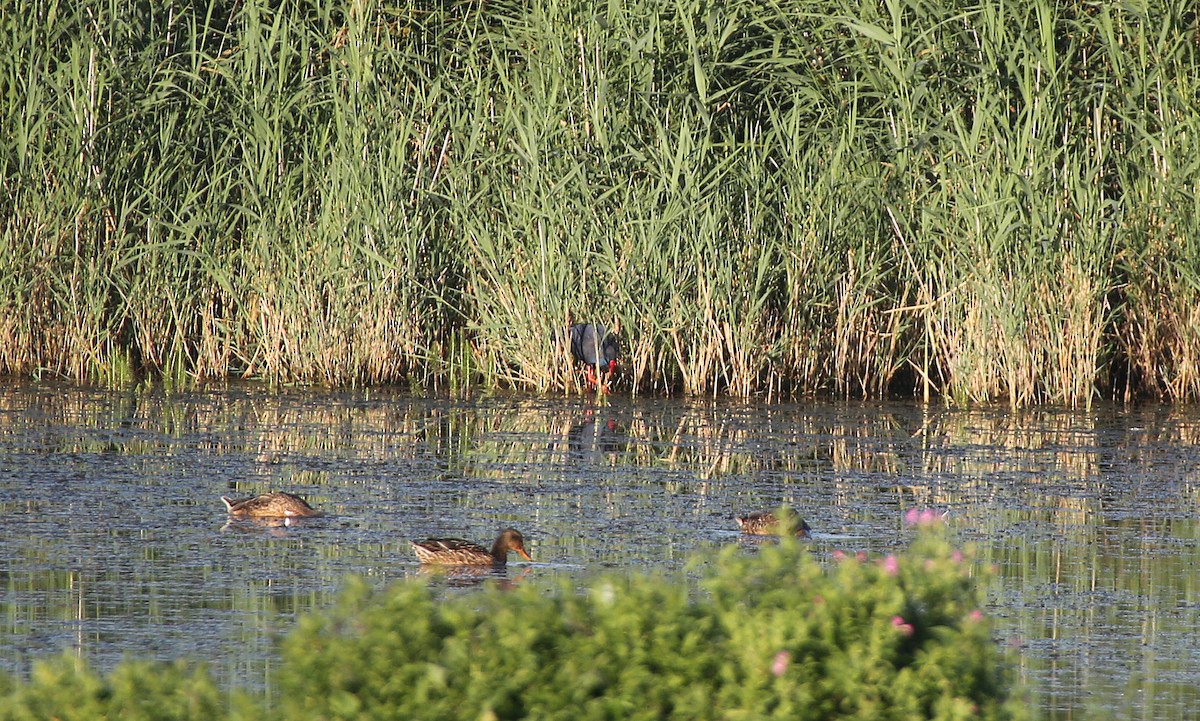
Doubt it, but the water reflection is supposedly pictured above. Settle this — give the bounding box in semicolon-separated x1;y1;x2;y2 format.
415;564;532;591
1;381;1199;719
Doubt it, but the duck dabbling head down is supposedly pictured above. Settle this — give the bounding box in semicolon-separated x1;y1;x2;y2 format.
221;492;320;519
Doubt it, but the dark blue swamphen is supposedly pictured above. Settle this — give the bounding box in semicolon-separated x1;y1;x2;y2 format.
568;323;620;391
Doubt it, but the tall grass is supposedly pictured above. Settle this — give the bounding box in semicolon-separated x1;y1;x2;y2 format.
2;0;1198;405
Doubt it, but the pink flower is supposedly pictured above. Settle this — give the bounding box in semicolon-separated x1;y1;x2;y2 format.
832;549;846;562
904;508;946;526
855;551;868;563
967;609;984;623
881;554;900;575
951;550;964;564
891;616;914;636
771;651;791;677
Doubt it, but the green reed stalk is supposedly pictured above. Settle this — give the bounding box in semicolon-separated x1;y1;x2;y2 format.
2;0;1199;405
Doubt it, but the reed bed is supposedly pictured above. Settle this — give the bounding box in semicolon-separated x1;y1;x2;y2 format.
2;0;1199;406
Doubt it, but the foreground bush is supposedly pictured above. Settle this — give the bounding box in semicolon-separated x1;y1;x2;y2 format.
0;658;250;721
279;532;1024;721
0;531;1024;720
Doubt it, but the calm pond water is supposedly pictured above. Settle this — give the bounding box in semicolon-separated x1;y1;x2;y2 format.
2;381;1199;719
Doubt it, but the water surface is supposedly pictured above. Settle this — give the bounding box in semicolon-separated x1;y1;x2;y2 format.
2;382;1199;719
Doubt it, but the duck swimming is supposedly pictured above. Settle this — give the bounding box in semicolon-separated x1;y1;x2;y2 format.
221;492;320;518
736;509;811;537
411;528;532;566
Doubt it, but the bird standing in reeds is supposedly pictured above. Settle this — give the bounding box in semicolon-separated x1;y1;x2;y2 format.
411;528;533;566
568;323;620;392
221;492;320;518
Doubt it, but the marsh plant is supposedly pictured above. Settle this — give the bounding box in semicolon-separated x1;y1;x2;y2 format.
0;527;1023;720
3;0;1198;405
279;531;1021;720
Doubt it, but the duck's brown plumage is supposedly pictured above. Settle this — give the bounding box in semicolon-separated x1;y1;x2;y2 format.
221;492;319;518
736;509;811;537
411;528;532;566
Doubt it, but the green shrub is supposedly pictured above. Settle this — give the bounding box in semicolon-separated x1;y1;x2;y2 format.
279;531;1025;721
0;657;245;721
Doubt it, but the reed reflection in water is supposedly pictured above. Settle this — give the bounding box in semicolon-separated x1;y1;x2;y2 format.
1;382;1199;720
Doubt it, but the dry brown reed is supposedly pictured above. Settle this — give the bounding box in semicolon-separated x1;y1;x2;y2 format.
3;1;1200;405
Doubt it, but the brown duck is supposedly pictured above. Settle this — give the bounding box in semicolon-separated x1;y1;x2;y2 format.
221;492;320;518
411;528;533;566
736;509;811;537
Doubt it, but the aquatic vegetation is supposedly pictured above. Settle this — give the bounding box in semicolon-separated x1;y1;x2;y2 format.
5;0;1197;405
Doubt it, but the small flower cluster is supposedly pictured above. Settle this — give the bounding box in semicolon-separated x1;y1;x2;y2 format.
904;507;947;526
771;651;791;677
891;615;914;636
